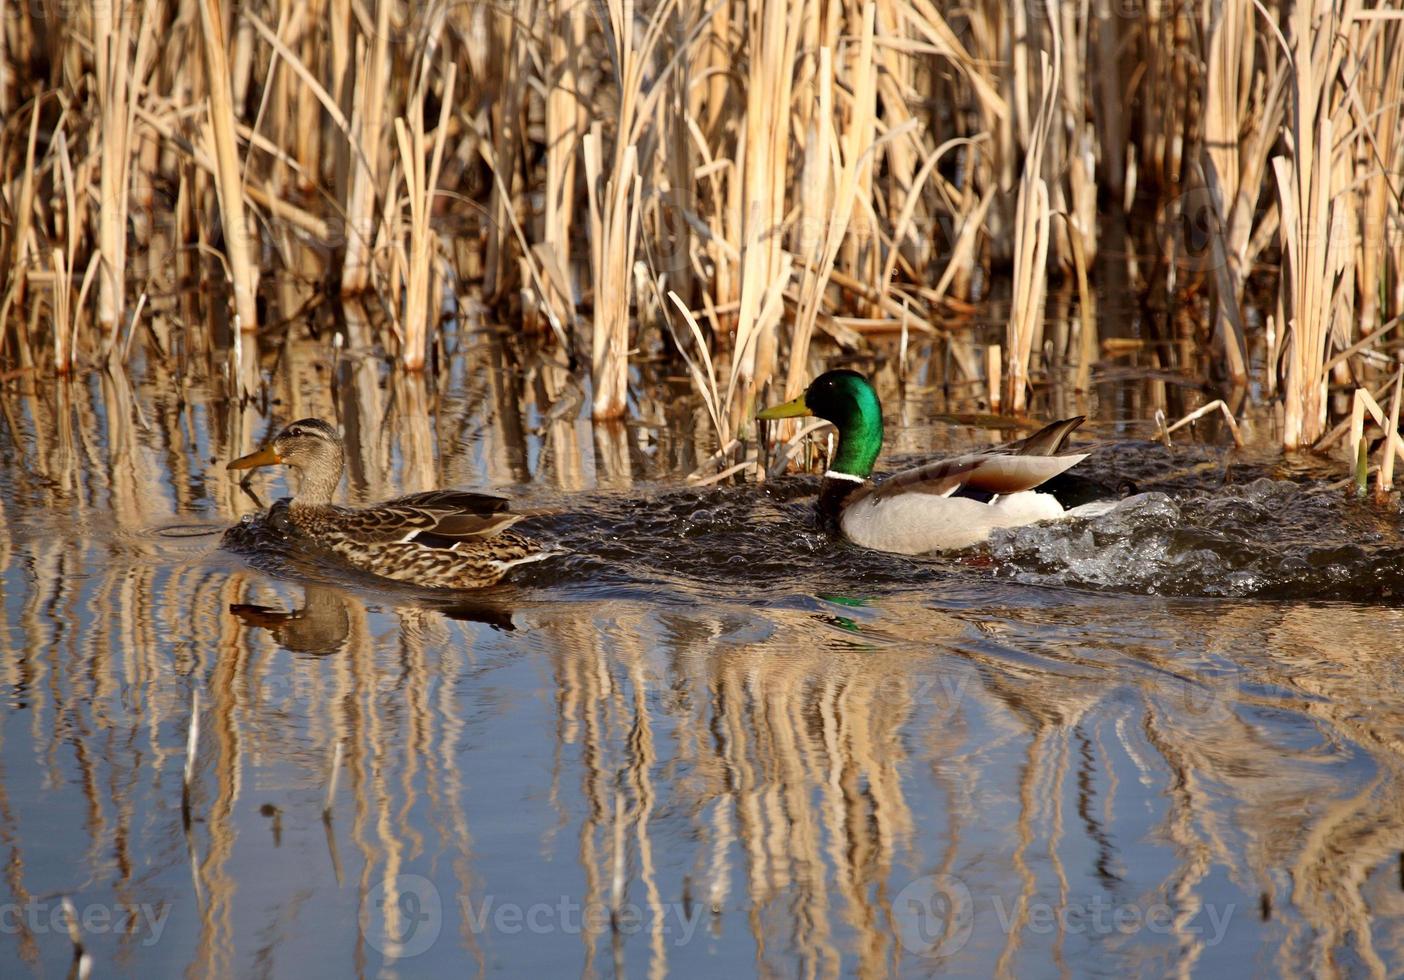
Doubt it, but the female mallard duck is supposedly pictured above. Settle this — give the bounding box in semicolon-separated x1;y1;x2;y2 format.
759;370;1109;554
226;418;551;589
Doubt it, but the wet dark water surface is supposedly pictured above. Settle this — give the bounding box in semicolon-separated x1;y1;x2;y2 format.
4;346;1404;978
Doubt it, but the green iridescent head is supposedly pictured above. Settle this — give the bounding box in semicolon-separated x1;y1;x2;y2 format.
757;370;884;479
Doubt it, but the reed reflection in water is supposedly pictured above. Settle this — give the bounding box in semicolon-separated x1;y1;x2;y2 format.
2;338;1404;976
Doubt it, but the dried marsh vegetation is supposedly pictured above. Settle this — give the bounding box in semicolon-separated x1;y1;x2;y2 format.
0;0;1402;467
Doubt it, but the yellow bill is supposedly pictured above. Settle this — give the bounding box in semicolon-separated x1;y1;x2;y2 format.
227;445;281;471
757;394;812;420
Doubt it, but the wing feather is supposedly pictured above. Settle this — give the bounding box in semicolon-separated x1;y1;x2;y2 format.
1001;416;1085;456
319;491;522;546
417;511;524;541
869;452;1089;499
866;417;1089;501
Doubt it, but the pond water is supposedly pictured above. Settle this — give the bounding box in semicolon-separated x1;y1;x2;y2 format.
3;329;1404;978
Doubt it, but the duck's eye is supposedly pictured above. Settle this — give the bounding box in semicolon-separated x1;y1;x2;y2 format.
286;426;302;438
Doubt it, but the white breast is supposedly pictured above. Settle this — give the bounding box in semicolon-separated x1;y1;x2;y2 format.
839;490;1067;555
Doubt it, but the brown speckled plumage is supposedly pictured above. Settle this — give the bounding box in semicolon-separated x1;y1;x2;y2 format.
227;419;552;589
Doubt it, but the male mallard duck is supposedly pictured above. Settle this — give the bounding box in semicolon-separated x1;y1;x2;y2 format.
226;418;551;589
758;370;1106;554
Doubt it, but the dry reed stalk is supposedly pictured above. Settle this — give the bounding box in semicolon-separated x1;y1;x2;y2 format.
836;11;879;303
663;244;790;473
926;183;995;306
1;97;43;321
95;0;124;331
59;896;88;974
784;5;878;404
699;0;731;140
50;249;72;373
585;0;678;418
1349;372;1404;497
1138;1;1192;188
197;0;259;332
656;3;722;318
473;136;572;357
1163;399;1245;447
1199;0;1288;386
251;5;293;223
1006;45;1056;415
541;0;586;330
1054;0;1095;271
1274;0;1356;449
340;0;390;295
1090;0;1127;203
666;289;726;446
96;0;157;353
478;7;517;301
1385;370;1403;495
323;739;342;819
329;0;352;190
869;5;918;282
182;689;201;824
0;13;11;119
394;62;456;371
1191;155;1249;385
49;125;100;375
987;343;1001;412
1344;14;1404;333
131;100;334;242
292;0;323;188
583;129;641;419
727;0;801;429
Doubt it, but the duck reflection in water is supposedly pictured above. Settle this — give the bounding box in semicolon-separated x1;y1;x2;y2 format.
230;586;354;656
230;584;518;655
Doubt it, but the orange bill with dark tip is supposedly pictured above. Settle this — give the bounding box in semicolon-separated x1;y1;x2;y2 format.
227;446;281;471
